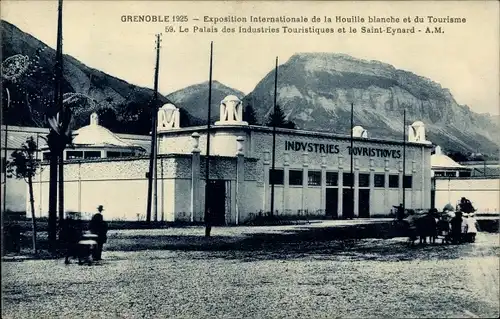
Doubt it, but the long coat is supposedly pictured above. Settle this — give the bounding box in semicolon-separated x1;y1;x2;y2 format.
89;213;108;244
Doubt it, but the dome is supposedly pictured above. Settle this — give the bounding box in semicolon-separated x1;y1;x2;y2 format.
72;113;140;149
431;152;466;169
411;121;425;127
161;103;177;110
352;126;368;138
222;95;241;103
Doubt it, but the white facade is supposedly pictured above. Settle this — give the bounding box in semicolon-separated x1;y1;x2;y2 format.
22;96;434;222
434;178;499;214
1;124;149;213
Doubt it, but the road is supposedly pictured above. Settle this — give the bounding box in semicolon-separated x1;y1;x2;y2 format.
2;223;499;318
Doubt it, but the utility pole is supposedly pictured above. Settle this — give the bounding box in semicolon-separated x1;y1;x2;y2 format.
146;33;161;224
204;41;213;237
154;134;158;222
47;0;64;251
350;103;354;220
56;0;65;224
403;109;406;212
3;89;10;215
270;57;278;216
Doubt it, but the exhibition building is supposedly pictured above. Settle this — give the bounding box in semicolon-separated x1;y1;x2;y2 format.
26;95;434;223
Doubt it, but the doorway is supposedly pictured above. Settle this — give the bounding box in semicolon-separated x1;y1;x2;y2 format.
207;180;226;226
342;188;354;219
359;189;370;218
325;188;338;219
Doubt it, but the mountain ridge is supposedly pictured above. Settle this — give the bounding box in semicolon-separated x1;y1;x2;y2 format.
243;52;499;154
2;21;498;155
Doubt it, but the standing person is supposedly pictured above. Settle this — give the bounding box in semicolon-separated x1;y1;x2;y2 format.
89;205;108;261
450;211;463;244
465;212;479;243
437;214;451;243
395;203;405;221
60;213;82;264
461;213;469;242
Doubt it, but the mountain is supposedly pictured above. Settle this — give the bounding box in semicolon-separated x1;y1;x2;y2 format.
1;20;194;134
243;53;500;155
167;81;245;124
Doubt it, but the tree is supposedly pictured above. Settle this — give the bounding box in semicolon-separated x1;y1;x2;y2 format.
45;108;74;251
447;151;468;163
243;103;258;125
179;107;191;127
7;137;41;254
266;104;296;129
97;108;118;130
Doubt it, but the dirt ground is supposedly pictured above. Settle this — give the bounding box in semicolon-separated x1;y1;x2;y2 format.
2;223;499;318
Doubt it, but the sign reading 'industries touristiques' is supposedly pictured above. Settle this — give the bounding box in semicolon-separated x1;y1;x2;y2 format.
284;141;402;158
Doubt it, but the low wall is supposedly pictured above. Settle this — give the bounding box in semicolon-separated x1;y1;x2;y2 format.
434;177;500;214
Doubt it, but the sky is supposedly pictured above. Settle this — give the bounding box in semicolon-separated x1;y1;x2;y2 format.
2;0;499;115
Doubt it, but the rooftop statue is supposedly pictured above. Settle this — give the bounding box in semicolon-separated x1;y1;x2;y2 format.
215;95;248;126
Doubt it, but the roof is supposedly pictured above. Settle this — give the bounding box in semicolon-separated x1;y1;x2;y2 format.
72;124;140;149
158;124;434;148
1;128;48;150
431;145;470;170
431;154;469;169
2;124;149;152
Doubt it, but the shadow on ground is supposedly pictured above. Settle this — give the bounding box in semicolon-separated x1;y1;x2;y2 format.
5;221;498;263
105;222;498;263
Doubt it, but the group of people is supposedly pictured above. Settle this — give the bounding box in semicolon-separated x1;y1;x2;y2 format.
59;205;108;264
398;197;480;245
437;210;479;244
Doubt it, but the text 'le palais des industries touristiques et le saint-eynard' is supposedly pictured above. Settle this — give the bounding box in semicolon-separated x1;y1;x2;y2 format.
120;14;467;35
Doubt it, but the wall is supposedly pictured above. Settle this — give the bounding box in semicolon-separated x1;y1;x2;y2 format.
19;124;433;222
2;125;149;214
249;128;432;216
29;156;183;221
434;177;500;214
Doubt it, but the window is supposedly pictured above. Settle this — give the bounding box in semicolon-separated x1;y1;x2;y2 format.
326;172;338;186
308;171;321;186
84;151;101;159
403;175;413;189
289;170;303;186
459;171;471;178
359;173;370;187
67;151;83;160
107;151;121;158
374;174;385;187
389;175;399;188
269;169;284;185
42;152;50;161
107;151;134;158
343;173;353;187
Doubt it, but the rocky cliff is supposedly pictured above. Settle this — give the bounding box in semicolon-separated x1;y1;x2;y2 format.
243;53;499;155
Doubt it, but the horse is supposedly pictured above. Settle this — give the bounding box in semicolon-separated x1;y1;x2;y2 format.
404;212;438;246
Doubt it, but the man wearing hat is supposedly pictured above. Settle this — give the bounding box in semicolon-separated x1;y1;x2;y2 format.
89;205;108;261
